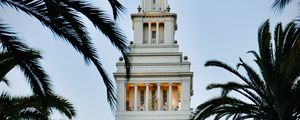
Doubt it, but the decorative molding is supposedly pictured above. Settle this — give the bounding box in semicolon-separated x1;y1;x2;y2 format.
131;13;177;19
114;72;193;77
128;52;182;56
132;44;179;48
116;62;191;66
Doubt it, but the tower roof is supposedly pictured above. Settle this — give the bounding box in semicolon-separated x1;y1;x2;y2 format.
140;0;170;12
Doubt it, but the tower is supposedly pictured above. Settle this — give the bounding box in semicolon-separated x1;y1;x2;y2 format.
114;0;193;119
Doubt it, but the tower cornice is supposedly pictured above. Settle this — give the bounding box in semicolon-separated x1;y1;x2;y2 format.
131;12;177;19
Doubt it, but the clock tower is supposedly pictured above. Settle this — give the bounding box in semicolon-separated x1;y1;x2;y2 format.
114;0;193;119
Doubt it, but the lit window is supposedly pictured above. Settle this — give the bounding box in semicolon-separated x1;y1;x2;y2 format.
152;90;156;99
163;90;167;105
140;90;144;105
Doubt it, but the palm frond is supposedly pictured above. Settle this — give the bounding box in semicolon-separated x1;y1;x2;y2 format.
195;21;300;120
62;0;129;53
238;58;270;96
205;60;250;85
0;92;13;119
1;0;131;111
282;21;297;55
0;51;16;84
207;82;249;96
62;0;132;80
0;21;52;97
257;20;274;85
194;97;260;120
1;77;9;86
0;0;122;109
18;109;47;120
272;0;295;13
282;22;300;84
274;23;284;66
46;94;76;119
13;93;75;119
107;0;126;19
207;82;266;108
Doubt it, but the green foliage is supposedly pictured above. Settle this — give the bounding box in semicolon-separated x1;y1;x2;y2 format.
193;20;300;120
0;0;131;110
0;92;76;120
272;0;295;12
0;23;76;119
0;22;52;98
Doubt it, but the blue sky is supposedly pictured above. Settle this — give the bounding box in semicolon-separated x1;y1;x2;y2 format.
0;0;298;119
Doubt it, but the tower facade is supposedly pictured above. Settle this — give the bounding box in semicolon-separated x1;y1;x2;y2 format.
114;0;193;119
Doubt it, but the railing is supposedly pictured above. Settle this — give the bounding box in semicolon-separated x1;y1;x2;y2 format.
142;39;165;44
126;105;180;112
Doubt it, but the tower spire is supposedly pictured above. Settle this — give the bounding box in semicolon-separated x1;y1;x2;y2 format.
140;0;169;12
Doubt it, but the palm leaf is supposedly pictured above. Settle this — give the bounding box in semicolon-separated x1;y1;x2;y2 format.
18;109;47;120
272;0;295;12
14;94;76;119
0;92;75;119
0;0;130;109
257;20;274;86
0;92;13;119
0;77;9;86
205;60;250;85
0;52;15;82
194;21;300;120
0;21;52;98
107;0;126;19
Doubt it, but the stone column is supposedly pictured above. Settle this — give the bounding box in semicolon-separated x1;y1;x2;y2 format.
162;0;165;10
164;21;172;44
156;22;159;44
117;80;126;111
133;20;143;45
146;83;149;111
168;82;172;111
134;83;138;111
181;81;190;111
148;22;151;44
143;0;145;11
157;83;161;111
164;0;168;11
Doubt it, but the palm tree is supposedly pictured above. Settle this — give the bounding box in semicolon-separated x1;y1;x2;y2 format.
0;23;52;100
0;0;131;109
193;20;300;120
0;92;76;120
0;75;75;120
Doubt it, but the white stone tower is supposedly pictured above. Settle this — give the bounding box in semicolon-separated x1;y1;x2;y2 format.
114;0;193;119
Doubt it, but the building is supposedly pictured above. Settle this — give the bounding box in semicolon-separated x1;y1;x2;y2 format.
114;0;193;119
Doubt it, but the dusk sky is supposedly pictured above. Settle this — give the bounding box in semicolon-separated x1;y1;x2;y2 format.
0;0;298;119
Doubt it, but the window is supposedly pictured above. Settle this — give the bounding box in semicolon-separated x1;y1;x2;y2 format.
140;90;144;105
143;23;149;44
163;90;167;105
159;23;164;44
151;90;157;110
152;90;156;98
152;31;156;39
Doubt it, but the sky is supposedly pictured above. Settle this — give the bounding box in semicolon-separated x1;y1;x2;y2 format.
0;0;298;120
